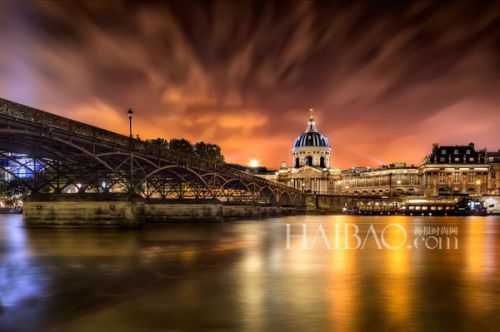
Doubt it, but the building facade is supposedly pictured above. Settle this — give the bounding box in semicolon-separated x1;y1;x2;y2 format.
486;150;499;195
338;162;420;196
420;143;489;197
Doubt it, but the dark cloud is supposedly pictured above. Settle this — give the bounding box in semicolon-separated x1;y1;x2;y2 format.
0;0;499;168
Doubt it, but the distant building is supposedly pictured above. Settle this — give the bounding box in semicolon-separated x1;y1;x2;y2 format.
339;162;420;196
239;113;498;198
486;150;500;195
0;154;42;180
420;143;489;196
227;164;276;175
227;163;279;182
262;110;341;194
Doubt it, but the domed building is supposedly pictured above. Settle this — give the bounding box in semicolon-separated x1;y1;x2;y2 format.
292;112;331;169
274;110;341;194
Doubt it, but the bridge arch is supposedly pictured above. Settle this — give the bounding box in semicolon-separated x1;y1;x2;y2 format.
134;165;216;199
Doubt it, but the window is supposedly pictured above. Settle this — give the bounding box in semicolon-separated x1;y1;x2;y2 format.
295;157;300;168
440;157;445;162
469;157;474;162
441;150;446;155
320;156;325;168
409;175;415;185
454;173;460;183
468;172;474;183
466;150;471;154
439;172;446;183
454;149;459;154
454;157;459;162
305;156;312;166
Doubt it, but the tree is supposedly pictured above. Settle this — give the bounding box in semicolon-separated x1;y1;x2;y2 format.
0;178;32;199
194;142;224;163
168;138;194;155
145;137;225;163
145;138;169;154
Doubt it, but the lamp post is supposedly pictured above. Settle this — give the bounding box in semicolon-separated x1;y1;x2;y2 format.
127;108;134;193
127;108;133;138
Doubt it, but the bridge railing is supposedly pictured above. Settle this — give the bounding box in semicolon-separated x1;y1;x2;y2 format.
0;98;301;194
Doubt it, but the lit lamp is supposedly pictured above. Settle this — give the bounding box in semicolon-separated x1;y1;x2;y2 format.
127;108;133;138
476;180;481;185
249;159;260;168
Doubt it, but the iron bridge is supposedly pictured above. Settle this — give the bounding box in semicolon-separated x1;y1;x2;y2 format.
0;98;304;208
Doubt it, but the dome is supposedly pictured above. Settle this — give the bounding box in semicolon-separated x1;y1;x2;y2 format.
293;111;330;148
294;131;330;148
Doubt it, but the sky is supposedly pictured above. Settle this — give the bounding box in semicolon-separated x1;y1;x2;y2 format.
0;1;499;169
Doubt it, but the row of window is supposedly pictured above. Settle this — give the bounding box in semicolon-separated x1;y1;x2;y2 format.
294;156;326;168
437;172;483;183
441;149;472;155
439;157;476;162
342;175;417;187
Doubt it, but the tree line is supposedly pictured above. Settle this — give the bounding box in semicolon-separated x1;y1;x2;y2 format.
145;138;225;164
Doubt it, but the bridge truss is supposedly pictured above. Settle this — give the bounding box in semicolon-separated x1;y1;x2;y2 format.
0;98;304;207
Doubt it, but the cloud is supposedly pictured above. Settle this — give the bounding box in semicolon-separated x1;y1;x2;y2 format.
0;1;498;168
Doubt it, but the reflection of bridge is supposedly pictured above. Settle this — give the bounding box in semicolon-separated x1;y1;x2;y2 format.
0;98;304;211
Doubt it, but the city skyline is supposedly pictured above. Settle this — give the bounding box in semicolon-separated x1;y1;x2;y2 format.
1;1;499;169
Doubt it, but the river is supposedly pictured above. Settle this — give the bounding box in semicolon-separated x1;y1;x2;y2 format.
0;214;499;331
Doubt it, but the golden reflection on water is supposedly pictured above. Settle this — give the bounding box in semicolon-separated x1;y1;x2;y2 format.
327;217;357;331
382;216;413;330
0;215;499;331
463;217;498;317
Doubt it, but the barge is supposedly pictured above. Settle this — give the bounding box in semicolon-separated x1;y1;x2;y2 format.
350;197;488;216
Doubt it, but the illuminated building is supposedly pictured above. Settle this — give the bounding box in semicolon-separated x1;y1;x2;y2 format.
249;112;498;198
0;154;42;180
339;162;420;196
420;143;489;196
486;150;500;195
272;110;341;194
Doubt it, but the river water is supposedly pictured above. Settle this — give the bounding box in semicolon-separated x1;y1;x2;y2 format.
0;214;499;331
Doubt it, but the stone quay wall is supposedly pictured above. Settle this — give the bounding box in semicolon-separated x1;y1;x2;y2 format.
305;194;400;213
23;195;301;227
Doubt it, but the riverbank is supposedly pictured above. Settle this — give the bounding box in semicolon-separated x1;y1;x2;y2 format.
22;195;302;227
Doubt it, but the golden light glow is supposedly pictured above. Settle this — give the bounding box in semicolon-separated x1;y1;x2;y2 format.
248;159;260;168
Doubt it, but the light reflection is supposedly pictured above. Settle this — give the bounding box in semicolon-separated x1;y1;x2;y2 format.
463;217;497;316
381;216;413;329
328;218;357;331
0;216;44;308
0;214;499;330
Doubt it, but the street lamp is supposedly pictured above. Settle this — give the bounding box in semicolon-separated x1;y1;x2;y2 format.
127;108;134;192
127;108;133;138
